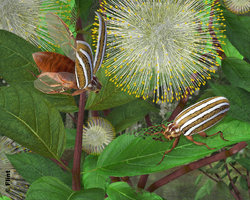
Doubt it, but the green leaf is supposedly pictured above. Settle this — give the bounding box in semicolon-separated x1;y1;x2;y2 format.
26;177;72;200
107;99;159;132
86;68;136;110
23;81;77;114
0;85;65;159
210;84;250;122
236;158;250;171
137;191;163;200
82;155;109;190
7;153;71;185
205;168;220;174
0;196;11;200
224;9;250;60
77;0;93;21
70;188;105;200
239;176;248;191
26;176;105;200
107;182;137;200
0;30;39;84
42;94;78;113
0;31;77;113
214;161;224;169
66;129;76;149
222;57;250;92
194;180;214;200
215;181;232;199
195;174;203;186
87;116;250;177
220;38;243;59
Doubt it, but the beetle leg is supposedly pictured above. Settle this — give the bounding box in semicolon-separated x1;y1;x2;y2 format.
144;131;162;135
198;131;228;141
157;137;180;165
185;136;215;150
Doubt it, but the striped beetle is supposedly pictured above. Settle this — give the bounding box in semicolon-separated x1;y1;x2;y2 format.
32;12;107;96
148;96;230;164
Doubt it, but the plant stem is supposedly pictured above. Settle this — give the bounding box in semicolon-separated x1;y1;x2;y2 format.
51;158;71;172
246;171;250;199
72;92;86;190
209;163;222;181
224;161;242;200
230;163;243;176
147;142;247;192
103;109;111;116
110;176;121;182
137;174;149;189
121;177;133;186
68;113;77;125
137;114;152;189
199;169;219;183
92;110;99;117
167;95;189;122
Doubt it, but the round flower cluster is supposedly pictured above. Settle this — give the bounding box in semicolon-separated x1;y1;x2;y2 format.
92;0;226;103
0;0;75;51
82;117;115;155
223;0;250;14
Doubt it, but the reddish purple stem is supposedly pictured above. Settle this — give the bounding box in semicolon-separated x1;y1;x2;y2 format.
72;92;86;191
147;142;247;192
167;95;189;122
92;110;99;117
137;114;153;189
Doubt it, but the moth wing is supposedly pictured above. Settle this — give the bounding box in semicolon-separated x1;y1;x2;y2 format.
93;12;107;74
34;73;64;93
46;12;76;60
32;52;75;73
75;41;93;89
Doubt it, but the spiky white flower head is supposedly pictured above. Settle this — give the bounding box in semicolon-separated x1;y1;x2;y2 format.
0;137;29;200
94;0;225;103
223;0;250;14
0;0;75;51
82;117;115;155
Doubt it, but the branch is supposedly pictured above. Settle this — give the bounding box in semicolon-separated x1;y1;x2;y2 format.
209;163;222;181
51;158;70;172
92;110;99;117
147;142;247;192
137;174;149;189
137;114;153;189
246;171;250;199
199;169;219;183
230;163;243;176
121;177;133;186
110;176;121;183
72;15;86;191
103;109;111;117
72;92;86;190
68;113;77;125
167;95;189;122
224;162;242;200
